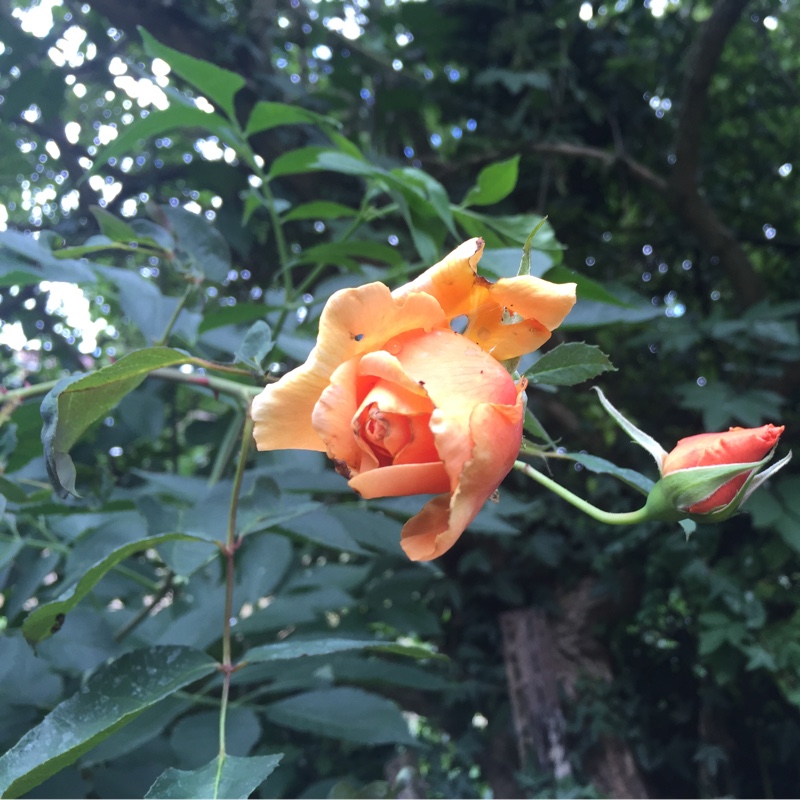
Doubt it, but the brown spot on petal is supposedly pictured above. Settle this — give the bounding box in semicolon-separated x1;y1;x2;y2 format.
333;459;352;479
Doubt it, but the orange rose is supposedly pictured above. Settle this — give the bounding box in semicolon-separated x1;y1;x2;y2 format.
252;238;576;560
661;424;785;514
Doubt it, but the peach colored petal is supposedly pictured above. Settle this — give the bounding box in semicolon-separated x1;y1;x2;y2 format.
463;312;552;362
357;351;430;399
355;377;433;419
349;462;451;499
252;283;446;452
311;356;365;472
392;238;485;320
400;394;525;561
394;414;440;466
491;276;579;333
464;277;578;361
392;238;576;362
361;407;412;460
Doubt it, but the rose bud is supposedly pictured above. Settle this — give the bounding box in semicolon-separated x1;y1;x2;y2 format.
649;424;787;521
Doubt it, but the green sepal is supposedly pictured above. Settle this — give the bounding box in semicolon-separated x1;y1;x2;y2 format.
592;387;667;469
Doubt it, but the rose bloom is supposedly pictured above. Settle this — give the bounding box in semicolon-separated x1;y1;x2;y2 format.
252;238;576;560
661;424;785;514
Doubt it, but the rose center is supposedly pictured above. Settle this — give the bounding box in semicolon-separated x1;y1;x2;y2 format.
356;403;414;466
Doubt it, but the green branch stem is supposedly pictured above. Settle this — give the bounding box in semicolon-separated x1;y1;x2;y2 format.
513;460;652;525
154;283;194;347
2;366;263;409
217;413;255;763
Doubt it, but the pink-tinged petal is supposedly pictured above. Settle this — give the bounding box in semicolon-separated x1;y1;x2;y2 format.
252;283;446;452
357;351;430;399
394;414;440;466
662;423;785;513
384;328;519;485
349;462;451;499
401;395;525;561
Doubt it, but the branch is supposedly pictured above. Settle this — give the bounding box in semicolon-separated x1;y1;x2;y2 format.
671;0;751;192
530;142;667;193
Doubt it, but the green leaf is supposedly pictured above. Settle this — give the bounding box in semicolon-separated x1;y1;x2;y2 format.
278;509;369;554
461;155;520;207
0;646;218;799
234;321;274;372
268;147;379;179
289;240;402;268
160;205;231;282
0;535;23;571
89;206;139;242
245;637;443;665
545;264;632;307
264;687;415;745
526;342;615;386
40;348;191;497
93;105;233;172
145;754;282;800
523;408;556;446
22;532;215;646
139;28;245;122
0;229;97;286
562;452;655;495
245;100;334;136
80;696;190;767
198;303;272;333
95;265;201;344
282;201;360;223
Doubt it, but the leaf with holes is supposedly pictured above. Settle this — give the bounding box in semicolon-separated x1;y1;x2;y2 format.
23;532;215;646
40;348;191;497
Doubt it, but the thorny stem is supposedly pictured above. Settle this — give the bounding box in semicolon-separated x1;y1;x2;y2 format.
513;460;652;526
148;368;262;403
217;413;255;760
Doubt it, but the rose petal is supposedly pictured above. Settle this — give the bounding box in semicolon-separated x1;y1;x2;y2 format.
349;462;451;499
392;238;577;361
252;283;446;452
491;276;580;334
384;328;520;485
662;424;785;473
312;356;366;472
400;396;525;561
464;277;578;361
392;238;485;320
